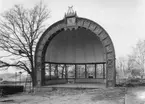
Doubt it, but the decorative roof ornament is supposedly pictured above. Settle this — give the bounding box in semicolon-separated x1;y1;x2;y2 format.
64;6;78;31
65;6;77;18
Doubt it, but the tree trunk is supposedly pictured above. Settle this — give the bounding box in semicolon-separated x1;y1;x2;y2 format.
29;71;36;87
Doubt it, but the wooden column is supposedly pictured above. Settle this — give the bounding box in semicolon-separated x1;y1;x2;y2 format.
41;63;45;85
75;64;77;79
62;65;64;78
49;63;51;80
65;64;67;79
85;64;87;78
103;64;105;79
95;64;97;78
55;64;58;79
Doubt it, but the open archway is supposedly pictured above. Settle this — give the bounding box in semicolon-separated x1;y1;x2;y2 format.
35;11;116;87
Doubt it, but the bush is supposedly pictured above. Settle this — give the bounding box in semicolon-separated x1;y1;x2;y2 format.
45;75;59;80
115;78;145;87
0;85;24;95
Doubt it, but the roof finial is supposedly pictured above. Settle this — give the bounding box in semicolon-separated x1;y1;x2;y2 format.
65;6;76;17
68;6;74;14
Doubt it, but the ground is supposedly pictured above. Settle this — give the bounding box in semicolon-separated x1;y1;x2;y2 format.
0;87;145;104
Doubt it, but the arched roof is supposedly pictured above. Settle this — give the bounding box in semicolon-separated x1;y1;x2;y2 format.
45;27;105;63
35;16;116;84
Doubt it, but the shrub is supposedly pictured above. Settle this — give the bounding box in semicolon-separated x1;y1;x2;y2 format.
0;85;24;95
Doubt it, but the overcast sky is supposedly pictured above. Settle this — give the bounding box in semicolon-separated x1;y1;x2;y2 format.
0;0;145;58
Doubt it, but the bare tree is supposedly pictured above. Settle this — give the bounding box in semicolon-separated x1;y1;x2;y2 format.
116;57;128;79
128;40;145;78
0;2;50;86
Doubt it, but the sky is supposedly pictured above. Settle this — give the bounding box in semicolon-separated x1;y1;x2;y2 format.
0;0;145;58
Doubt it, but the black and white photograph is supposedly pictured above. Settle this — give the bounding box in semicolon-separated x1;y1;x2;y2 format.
0;0;145;104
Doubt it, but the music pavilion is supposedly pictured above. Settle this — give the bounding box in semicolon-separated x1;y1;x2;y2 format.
35;9;116;87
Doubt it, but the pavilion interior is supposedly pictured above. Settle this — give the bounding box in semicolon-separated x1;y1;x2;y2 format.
44;27;106;85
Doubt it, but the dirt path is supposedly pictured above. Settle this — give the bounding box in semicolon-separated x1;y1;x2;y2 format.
0;88;127;104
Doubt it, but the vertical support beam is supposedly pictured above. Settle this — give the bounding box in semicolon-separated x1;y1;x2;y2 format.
65;64;67;79
36;69;41;87
85;64;87;78
49;63;51;80
106;58;116;87
41;63;45;85
62;65;64;78
103;64;105;79
114;59;116;86
75;64;77;79
95;64;97;78
55;64;58;79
